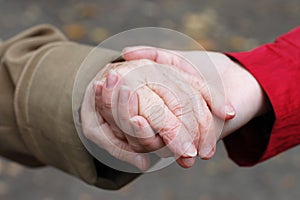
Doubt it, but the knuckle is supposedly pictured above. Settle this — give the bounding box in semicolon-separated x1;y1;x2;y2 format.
159;123;181;144
191;77;206;91
143;104;165;128
167;96;186;117
191;79;211;100
176;99;193;117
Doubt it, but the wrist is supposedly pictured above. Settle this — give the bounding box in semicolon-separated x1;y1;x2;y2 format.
220;56;271;138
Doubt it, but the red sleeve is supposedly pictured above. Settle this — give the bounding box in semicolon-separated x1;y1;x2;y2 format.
223;26;300;166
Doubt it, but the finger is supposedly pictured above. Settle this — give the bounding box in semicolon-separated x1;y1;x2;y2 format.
189;83;218;159
138;86;197;158
201;145;216;160
143;71;217;159
118;87;171;156
123;46;194;73
130;115;172;157
152;74;217;159
197;111;217;159
182;72;236;120
204;85;236;120
94;80;125;141
123;46;204;76
147;81;199;137
123;46;177;65
81;84;149;171
88;122;150;171
100;69;123;129
94;80;104;101
118;86;147;152
146;77;206;164
176;157;196;168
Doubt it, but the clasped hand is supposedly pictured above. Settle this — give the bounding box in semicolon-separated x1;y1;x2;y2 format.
81;46;251;170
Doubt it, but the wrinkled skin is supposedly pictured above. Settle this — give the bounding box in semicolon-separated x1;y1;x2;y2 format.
82;46;268;170
91;58;232;169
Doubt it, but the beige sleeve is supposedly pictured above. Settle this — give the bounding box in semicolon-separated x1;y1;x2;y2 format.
0;24;139;190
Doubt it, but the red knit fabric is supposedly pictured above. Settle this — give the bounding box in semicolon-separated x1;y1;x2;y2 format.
224;27;300;166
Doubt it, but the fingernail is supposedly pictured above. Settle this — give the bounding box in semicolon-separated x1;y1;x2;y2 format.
183;142;197;157
225;105;235;117
120;86;130;103
199;145;213;157
106;69;118;89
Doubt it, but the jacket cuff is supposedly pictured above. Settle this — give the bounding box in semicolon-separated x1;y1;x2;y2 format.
14;41;99;184
14;39;137;189
223;27;300;166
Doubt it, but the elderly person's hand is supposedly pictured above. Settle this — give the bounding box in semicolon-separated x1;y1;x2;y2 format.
80;70;150;171
92;58;236;169
122;46;271;142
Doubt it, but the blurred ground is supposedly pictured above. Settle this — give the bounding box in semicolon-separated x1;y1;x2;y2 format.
1;0;300;200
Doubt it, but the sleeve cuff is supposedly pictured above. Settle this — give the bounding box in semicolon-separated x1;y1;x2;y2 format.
223;26;300;166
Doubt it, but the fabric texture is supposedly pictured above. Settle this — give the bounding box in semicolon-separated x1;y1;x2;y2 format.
224;26;300;166
0;24;139;190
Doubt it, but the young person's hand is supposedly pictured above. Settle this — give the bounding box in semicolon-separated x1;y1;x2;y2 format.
122;46;270;139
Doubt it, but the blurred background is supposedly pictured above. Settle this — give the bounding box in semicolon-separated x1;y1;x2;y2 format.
1;0;300;199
